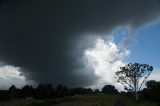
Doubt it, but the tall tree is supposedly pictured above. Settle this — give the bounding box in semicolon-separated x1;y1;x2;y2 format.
115;63;153;101
9;85;17;98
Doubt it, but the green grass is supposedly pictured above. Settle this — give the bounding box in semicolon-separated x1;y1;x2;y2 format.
0;94;159;106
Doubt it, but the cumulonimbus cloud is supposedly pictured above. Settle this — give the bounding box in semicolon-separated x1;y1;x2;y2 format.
0;0;159;88
84;38;130;90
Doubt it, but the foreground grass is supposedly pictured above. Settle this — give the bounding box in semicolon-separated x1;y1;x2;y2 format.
0;94;159;106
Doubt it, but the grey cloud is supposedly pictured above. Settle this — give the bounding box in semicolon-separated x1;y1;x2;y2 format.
0;0;159;87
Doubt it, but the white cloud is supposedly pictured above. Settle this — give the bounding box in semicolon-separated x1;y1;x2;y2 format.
84;38;130;90
0;65;34;89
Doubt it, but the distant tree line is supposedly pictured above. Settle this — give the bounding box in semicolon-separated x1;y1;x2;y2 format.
0;80;160;102
0;84;118;101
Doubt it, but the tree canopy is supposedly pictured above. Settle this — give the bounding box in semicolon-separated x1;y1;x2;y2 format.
115;63;153;101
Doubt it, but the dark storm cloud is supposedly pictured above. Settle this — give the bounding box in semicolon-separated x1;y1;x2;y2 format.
0;0;160;87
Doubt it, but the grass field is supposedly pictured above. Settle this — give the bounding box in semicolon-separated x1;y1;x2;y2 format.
0;94;159;106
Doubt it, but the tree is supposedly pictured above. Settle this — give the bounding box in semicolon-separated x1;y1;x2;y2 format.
145;80;160;101
102;85;118;94
146;80;160;90
115;63;153;101
35;84;54;99
9;85;17;98
94;89;100;94
21;85;34;98
55;85;68;98
46;84;54;98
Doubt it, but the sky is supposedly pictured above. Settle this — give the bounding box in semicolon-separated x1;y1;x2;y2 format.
0;0;160;90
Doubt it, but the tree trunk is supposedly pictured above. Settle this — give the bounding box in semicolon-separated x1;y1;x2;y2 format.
135;92;139;101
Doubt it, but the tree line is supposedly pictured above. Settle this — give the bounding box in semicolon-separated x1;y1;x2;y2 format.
0;80;160;102
0;84;118;101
